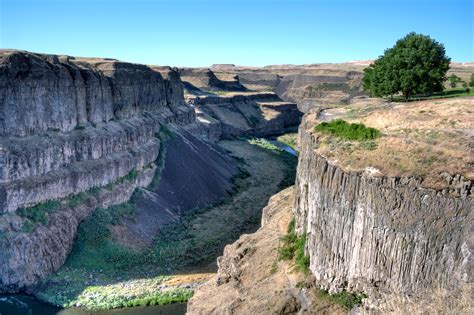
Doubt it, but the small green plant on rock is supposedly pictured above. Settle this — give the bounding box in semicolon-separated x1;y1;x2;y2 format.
17;199;61;229
316;288;367;310
279;218;310;273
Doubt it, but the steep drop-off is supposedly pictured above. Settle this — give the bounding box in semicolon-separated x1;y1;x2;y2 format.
187;187;346;315
0;50;238;293
293;99;473;313
189;97;473;313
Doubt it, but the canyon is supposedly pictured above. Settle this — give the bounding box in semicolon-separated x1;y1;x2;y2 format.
0;49;473;314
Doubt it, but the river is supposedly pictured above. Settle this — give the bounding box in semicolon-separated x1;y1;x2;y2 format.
267;138;298;156
0;295;186;315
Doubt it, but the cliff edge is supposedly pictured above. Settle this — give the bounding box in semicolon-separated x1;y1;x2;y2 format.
294;97;473;313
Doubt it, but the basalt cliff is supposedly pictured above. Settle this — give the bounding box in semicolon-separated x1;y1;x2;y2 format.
0;50;242;292
189;96;473;314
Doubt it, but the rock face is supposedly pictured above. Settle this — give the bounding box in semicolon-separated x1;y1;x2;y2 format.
189;93;302;139
187;187;346;315
0;50;238;292
0;166;156;292
0;50;195;214
0;51;186;137
210;64;367;112
293;112;473;312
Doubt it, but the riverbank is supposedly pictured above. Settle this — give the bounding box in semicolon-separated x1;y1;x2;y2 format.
31;138;297;311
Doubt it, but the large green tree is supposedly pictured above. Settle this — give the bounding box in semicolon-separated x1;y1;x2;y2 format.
363;33;451;100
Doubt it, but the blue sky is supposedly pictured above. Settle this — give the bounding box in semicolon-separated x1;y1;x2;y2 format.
1;0;472;67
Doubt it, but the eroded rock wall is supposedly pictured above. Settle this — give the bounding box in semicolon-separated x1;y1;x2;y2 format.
293;113;473;311
0;50;195;213
0;167;156;292
190;93;302;139
211;64;366;111
0;50;232;292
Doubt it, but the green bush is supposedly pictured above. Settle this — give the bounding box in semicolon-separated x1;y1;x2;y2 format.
17;199;61;226
123;169;139;182
359;141;377;150
315;119;380;141
316;288;367;310
67;191;90;207
279;218;310;273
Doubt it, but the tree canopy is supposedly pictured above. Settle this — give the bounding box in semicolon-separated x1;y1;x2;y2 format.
363;33;451;100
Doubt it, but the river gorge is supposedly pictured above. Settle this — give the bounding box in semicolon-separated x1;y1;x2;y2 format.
0;49;472;314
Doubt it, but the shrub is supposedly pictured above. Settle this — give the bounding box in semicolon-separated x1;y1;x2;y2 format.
314;119;380;141
359;141;377;150
67;191;90;207
279;218;310;273
316;288;367;310
17;199;61;226
123;169;139;182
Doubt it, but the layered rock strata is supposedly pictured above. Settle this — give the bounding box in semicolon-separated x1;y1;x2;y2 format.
0;50;196;214
0;166;155;292
179;68;246;92
189;93;302;139
0;50;237;292
211;64;367;111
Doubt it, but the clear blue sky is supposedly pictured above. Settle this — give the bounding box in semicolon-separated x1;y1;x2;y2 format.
1;0;472;67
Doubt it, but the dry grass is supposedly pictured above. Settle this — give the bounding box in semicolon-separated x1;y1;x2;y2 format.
310;96;473;189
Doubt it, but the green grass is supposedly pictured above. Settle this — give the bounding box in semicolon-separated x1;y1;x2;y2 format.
66;200;143;273
37;139;297;309
316;288;367;310
64;286;193;310
278;218;310;273
247;137;297;189
277;133;298;151
315;119;381;141
210;90;228;95
248;138;281;151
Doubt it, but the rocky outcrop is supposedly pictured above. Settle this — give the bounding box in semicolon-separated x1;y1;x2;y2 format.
189;93;302;139
293;112;473;312
188;187;346;315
